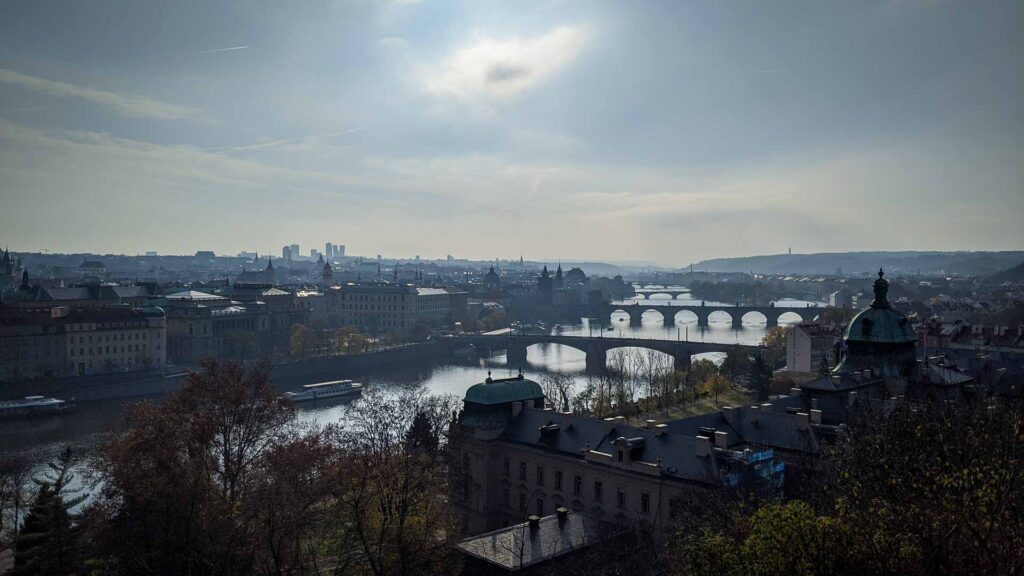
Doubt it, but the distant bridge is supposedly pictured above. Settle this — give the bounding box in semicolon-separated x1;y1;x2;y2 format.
451;334;760;373
595;302;819;328
632;289;691;299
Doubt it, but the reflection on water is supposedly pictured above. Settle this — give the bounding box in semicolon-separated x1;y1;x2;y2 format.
2;287;826;476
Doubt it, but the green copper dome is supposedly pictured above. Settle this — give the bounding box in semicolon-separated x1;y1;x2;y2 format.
844;269;916;344
464;373;544;406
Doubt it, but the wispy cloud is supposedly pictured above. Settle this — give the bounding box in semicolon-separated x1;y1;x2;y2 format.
0;68;202;120
423;25;589;100
209;128;362;155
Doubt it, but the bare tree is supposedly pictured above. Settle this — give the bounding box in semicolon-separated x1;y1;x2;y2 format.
541;372;576;412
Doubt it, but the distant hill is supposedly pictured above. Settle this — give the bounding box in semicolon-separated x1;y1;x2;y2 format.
987;261;1024;283
689;251;1024;276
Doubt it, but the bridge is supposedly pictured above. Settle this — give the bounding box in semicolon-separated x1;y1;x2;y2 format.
450;334;761;373
596;302;818;328
632;289;690;299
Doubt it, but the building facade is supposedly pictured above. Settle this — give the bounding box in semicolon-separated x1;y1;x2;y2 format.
324;283;467;333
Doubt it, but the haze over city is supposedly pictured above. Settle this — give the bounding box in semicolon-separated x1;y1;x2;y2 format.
3;3;1024;576
2;1;1022;265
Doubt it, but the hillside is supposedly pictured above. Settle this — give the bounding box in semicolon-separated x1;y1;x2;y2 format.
689;251;1024;276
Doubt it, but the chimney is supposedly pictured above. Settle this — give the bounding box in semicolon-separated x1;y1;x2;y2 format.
748;405;759;424
810;409;822;425
810;397;819;410
696;435;711;457
796;412;810;431
847;391;858;407
714;430;728;449
556;507;568;525
790;387;802;396
645;419;656;429
528;515;540;532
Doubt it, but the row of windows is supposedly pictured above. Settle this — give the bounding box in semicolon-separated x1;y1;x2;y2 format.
70;343;157;357
504;457;651;514
71;332;149;344
501;487;651;516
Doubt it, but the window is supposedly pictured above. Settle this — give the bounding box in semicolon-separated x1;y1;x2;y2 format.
554;470;563;491
503;457;510;476
594;481;603;502
641;493;650;514
519;462;527;480
519;493;526;512
536;499;544;516
503;488;510;508
617;488;625;508
574;475;582;495
536;466;544;486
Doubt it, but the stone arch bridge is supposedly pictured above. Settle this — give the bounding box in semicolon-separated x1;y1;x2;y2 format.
450;334;761;374
597;303;818;328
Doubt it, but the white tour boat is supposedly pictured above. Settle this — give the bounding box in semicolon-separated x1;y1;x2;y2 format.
282;380;362;403
0;395;69;418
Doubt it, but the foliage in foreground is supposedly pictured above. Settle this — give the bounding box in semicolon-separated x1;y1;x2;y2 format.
669;396;1024;576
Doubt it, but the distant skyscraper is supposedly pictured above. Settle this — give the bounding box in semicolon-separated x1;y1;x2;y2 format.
289;244;300;259
336;244;345;257
325;242;334;257
282;246;292;261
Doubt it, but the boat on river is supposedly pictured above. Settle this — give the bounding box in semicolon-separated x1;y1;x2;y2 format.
0;395;70;419
282;380;362;403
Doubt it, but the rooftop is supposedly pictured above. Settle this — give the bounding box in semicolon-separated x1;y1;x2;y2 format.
456;510;623;571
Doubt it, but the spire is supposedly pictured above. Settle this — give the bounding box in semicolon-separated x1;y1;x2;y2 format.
541;265;549;278
266;256;274;271
19;270;29;291
870;268;890;309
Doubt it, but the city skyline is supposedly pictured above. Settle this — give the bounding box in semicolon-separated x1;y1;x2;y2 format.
2;1;1022;265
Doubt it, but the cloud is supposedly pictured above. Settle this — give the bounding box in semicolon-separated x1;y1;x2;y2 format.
0;68;202;120
423;25;589;99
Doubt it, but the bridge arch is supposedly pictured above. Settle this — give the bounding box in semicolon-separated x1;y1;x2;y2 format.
777;310;806;325
740;310;768;326
706;309;735;325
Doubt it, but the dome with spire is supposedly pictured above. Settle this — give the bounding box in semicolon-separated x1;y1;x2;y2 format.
844;269;916;344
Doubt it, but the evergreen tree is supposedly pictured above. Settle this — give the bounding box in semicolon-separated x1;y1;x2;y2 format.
750;351;773;401
11;447;86;576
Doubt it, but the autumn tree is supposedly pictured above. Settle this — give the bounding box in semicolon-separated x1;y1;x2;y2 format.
703;373;731;406
92;359;308;575
328;389;460;576
289;323;316;358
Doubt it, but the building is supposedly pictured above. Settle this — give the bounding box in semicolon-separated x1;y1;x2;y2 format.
785;322;839;374
324;283;467;333
0;302;166;381
60;306;166;376
162;290;270;364
451;373;791;537
456;508;626;575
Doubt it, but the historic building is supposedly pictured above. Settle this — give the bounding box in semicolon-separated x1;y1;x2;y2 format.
162;290;270;364
0;302;166;381
450;373;792;537
323;283;467;333
785;322;840;374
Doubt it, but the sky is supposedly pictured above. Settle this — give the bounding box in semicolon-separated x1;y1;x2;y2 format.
0;0;1021;267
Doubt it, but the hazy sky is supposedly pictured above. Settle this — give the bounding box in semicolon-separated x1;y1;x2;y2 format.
1;1;1021;266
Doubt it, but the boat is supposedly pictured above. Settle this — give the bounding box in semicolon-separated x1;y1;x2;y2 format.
282;380;362;402
0;395;70;419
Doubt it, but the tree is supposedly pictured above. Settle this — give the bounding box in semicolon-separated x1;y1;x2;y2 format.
10;448;86;576
223;329;259;363
703;373;731;406
669;396;1024;576
479;311;508;332
749;352;773;401
0;456;31;551
405;410;440;454
289;324;315;358
329;390;460;576
761;326;789;369
541;371;576;413
94;360;301;575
